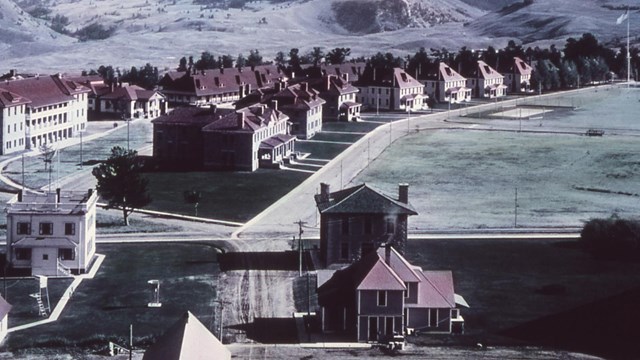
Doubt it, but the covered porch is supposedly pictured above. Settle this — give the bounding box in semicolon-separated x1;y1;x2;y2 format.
339;101;362;122
11;237;76;277
445;87;471;103
258;134;296;169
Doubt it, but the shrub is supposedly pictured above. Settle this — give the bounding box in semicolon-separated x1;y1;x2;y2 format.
580;217;640;260
75;23;117;41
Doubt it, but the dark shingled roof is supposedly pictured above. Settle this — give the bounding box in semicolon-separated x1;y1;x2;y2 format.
315;183;417;215
151;107;234;126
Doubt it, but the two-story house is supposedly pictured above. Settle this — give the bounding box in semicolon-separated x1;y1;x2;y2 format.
5;189;98;276
0;74;90;152
315;183;418;267
421;63;471;104
202;103;295;171
235;81;326;139
463;60;507;99
355;68;425;111
151;106;234;169
499;56;533;94
307;74;361;122
317;245;467;342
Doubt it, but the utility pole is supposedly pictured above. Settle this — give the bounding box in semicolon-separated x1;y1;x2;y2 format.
295;220;307;276
80;130;83;169
514;187;518;228
129;324;133;360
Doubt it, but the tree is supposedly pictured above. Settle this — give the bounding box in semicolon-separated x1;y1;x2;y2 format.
92;146;151;225
236;53;247;69
183;190;202;217
308;47;325;66
288;48;302;72
326;47;351;64
195;51;218;70
274;51;287;67
247;49;263;67
178;56;188;71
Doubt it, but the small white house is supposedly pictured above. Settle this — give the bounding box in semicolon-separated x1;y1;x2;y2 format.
5;189;97;276
0;294;11;344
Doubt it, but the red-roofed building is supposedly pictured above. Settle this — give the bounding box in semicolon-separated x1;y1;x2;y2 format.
464;60;507;99
422;63;471;104
0;74;90;152
202;103;295;171
355;67;425;111
306;74;361;122
315;183;417;267
317;245;466;342
500;56;533;93
151;106;234;169
0;88;31;154
158;65;286;107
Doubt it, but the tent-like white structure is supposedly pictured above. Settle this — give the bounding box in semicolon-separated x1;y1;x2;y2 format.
143;311;230;360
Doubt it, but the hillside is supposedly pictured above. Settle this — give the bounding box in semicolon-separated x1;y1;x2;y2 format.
0;0;637;73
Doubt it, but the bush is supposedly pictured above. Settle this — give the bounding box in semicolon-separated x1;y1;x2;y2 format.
75;23;117;41
580;217;640;260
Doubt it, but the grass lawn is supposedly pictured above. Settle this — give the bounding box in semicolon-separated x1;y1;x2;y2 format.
143;169;311;222
95;211;184;234
322;121;381;133
5;243;220;351
311;132;363;143
296;141;350;160
404;239;640;358
354;85;640;231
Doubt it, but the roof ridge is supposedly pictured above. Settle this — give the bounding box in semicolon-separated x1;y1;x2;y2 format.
322;183;367;212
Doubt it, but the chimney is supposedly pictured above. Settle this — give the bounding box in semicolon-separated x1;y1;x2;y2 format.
385;243;392;265
256;105;265;116
237;111;245;129
88;189;93;198
220;67;224;74
325;75;332;91
342;73;349;83
9;69;16;78
398;183;409;204
301;82;309;92
246;83;251;96
270;100;278;111
276;81;283;92
56;188;61;203
239;84;246;99
320;183;331;202
17;189;23;202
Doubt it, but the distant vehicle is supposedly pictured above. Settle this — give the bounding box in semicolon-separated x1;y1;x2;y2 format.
384;333;405;351
586;129;605;136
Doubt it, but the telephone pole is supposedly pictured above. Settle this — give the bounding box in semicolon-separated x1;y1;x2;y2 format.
295;220;307;276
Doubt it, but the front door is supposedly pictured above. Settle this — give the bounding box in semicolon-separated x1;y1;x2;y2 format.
368;317;378;341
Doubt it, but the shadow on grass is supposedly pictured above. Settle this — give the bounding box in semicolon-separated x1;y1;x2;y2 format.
217;251;314;271
228;317;298;344
501;286;640;360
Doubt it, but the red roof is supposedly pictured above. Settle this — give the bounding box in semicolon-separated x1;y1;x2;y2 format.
406;269;456;308
475;60;504;80
439;63;466;82
376;247;421;283
202;104;288;133
514;57;533;75
357;257;406;291
0;88;31;108
0;75;89;108
357;67;423;89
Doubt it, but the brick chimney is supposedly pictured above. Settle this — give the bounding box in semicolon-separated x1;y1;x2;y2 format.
270;100;278;111
320;183;331;202
398;183;409;204
17;189;23;202
301;82;309;92
237;111;245;129
325;75;332;91
341;73;349;83
385;243;392;265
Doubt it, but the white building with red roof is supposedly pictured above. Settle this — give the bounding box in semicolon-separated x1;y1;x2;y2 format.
0;88;31;155
465;60;507;99
355;67;425;111
422;63;471;104
0;74;90;152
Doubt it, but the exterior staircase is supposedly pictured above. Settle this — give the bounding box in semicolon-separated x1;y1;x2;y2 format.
57;259;71;277
29;292;48;317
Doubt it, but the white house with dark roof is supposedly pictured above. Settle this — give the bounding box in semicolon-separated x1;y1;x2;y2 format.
422;63;471;104
465;60;507;99
500;56;533;93
143;311;230;360
202;103;295;171
307;74;361;122
0;74;89;151
5;189;97;276
317;245;467;342
355;67;425;111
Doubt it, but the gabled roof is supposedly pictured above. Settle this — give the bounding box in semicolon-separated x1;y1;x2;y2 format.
307;75;360;96
0;75;89;108
273;83;326;111
357;256;406;291
142;311;230;360
474;60;504;80
260;134;295;149
202;104;288;133
356;67;423;89
0;88;31;108
0;294;11;319
376;246;421;283
513;57;533;75
315;183;417;215
151;107;234;126
406;269;456;309
438;63;467;82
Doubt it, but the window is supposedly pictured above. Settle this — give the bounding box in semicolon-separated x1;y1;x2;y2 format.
429;308;438;327
364;217;373;235
65;223;75;235
378;290;387;306
341;217;350;235
386;219;395;234
39;222;53;235
59;248;75;260
17;222;31;235
43;254;49;260
15;248;31;260
405;282;410;298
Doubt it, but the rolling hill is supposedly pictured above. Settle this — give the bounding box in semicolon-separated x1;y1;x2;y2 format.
0;0;637;73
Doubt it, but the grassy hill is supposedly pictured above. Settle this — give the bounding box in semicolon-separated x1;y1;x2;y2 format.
0;0;637;73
